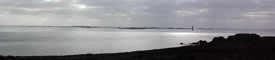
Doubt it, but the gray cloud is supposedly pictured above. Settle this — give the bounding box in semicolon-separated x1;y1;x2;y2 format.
0;0;275;29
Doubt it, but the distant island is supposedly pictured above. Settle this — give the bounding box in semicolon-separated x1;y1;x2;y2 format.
1;33;275;60
0;25;192;30
1;25;275;30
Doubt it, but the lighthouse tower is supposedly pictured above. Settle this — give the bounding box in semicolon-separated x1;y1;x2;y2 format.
192;26;194;31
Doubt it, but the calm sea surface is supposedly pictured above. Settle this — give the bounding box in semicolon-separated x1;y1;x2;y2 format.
0;26;274;56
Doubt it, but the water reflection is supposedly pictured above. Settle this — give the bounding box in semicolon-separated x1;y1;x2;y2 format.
167;32;198;35
0;27;274;56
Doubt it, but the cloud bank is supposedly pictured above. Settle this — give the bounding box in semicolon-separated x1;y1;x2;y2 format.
0;0;275;29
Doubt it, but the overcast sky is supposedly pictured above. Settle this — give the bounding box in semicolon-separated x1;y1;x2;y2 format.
0;0;275;29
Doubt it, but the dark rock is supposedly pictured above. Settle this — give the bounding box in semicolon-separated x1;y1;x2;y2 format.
211;36;226;44
227;33;261;41
191;40;208;46
198;40;208;45
180;43;184;45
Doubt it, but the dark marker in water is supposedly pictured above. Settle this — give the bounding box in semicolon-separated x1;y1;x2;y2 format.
192;26;194;31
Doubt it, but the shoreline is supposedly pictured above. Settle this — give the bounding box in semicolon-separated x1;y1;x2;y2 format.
1;33;275;60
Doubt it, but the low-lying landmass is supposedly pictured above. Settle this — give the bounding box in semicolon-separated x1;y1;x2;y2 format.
5;25;273;30
0;25;192;30
1;33;275;60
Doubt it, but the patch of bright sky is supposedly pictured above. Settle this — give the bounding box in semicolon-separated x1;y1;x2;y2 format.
44;0;61;2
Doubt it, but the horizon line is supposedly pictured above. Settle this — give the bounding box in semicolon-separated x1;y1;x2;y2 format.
0;25;274;30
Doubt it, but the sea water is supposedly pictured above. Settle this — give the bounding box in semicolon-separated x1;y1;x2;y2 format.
0;26;274;56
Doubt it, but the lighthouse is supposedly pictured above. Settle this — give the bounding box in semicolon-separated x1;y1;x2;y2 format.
192;26;194;31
